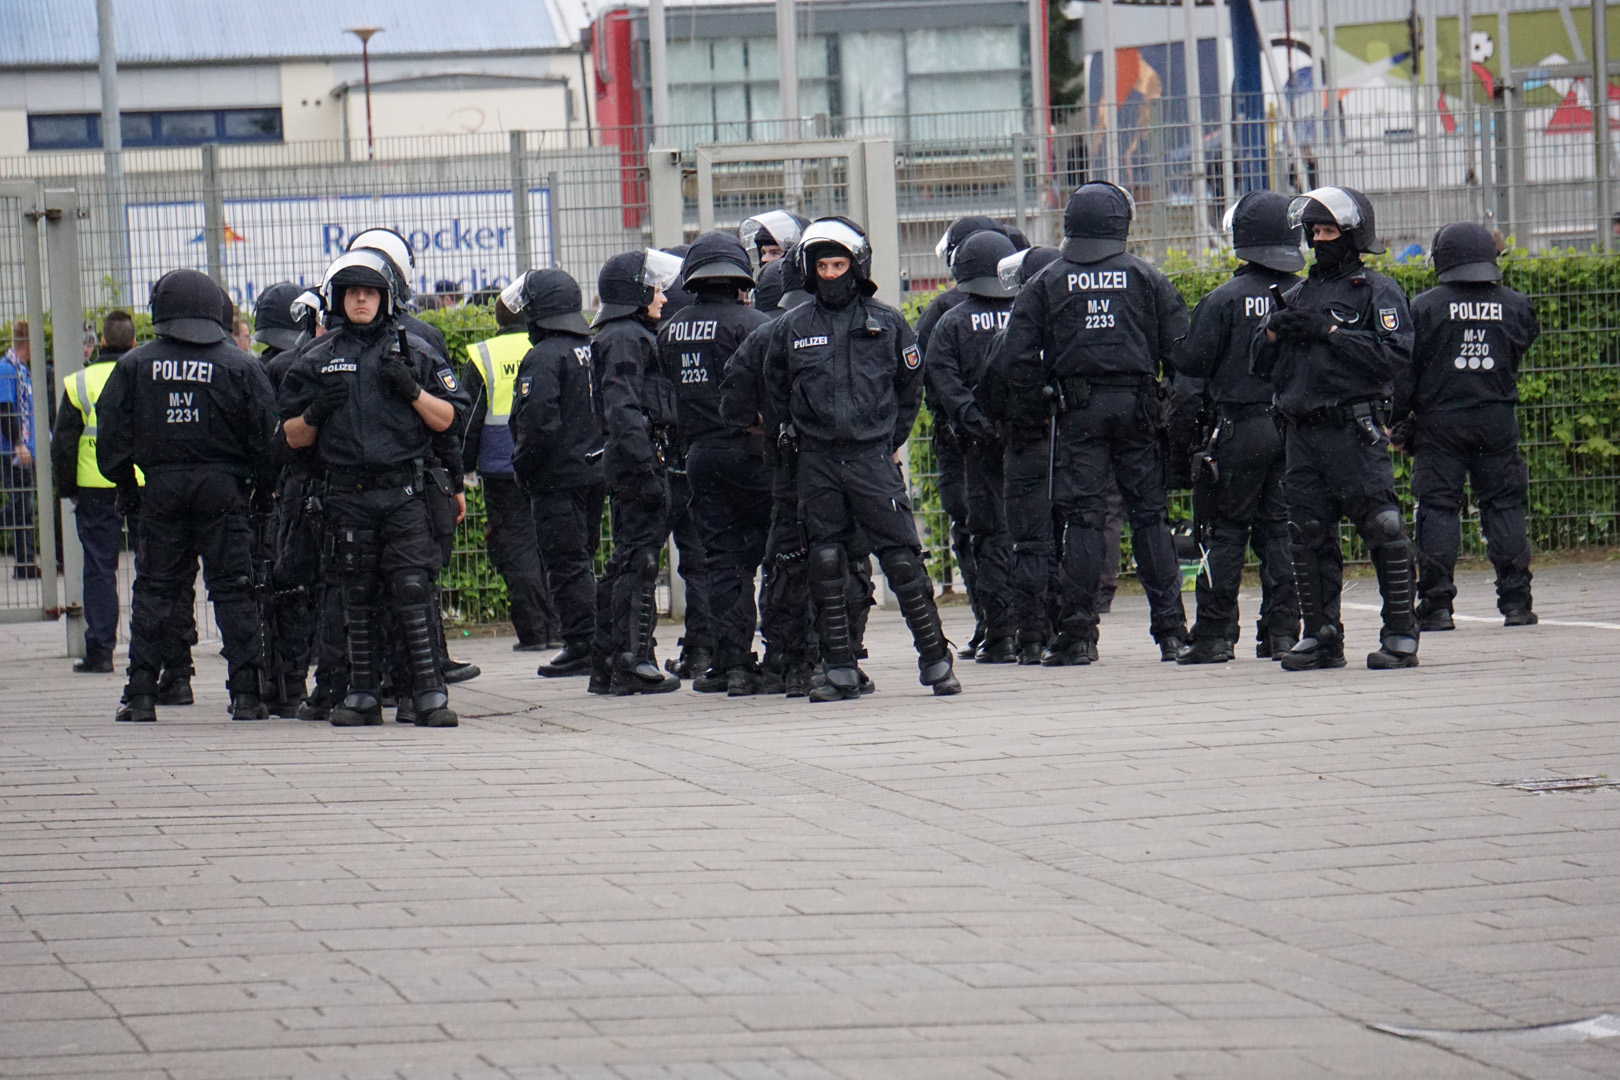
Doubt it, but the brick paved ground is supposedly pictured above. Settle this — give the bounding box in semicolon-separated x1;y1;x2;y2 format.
2;563;1617;1080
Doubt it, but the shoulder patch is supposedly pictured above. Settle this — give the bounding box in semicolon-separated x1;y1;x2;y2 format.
517;375;532;398
902;344;922;370
1378;308;1399;331
438;369;458;391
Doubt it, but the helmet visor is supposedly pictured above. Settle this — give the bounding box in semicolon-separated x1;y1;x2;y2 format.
934;228;952;260
641;248;684;291
1287;187;1362;232
997;249;1030;293
499;273;531;315
740;210;803;252
322;249;394;290
289;289;323;325
799;219;871;265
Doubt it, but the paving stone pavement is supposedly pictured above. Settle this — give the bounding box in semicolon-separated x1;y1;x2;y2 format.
2;562;1618;1080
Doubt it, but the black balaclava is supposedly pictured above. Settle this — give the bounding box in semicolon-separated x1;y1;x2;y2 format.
807;243;860;309
1309;231;1360;276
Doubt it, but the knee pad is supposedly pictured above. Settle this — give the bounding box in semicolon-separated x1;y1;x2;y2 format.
1287;518;1326;549
629;547;660;583
1362;507;1406;547
808;544;847;585
878;548;926;589
1126;508;1166;535
342;577;379;609
390;569;431;606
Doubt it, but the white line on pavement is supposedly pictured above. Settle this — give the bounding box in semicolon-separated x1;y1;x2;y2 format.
1342;602;1620;631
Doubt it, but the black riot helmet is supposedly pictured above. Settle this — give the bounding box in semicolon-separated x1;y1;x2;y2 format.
796;217;873;285
1223;190;1305;273
1287;186;1385;255
934;215;1003;271
500;268;592;335
595;248;683;325
1430;222;1502;283
739;210;809;263
681;229;756;290
775;242;811;308
996;245;1062;294
1061;182;1136;263
253;281;312;352
150;269;228;344
953;230;1019;298
320;249;405;321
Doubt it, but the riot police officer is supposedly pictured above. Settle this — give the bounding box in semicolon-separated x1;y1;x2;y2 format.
253;282;315;361
504;269;606;678
763;217;961;700
979;246;1063;665
740;210;809;266
915;215;1027;658
1000;182;1190;664
923;229;1020;664
659;232;774;693
279;250;471;726
1252;186;1418;671
593;248;686;695
1398;222;1540;629
96;270;277;722
463;298;559;652
1175;191;1303;664
345;228;451;360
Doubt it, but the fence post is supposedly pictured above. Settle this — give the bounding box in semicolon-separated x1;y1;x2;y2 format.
200;144;225;289
1012;131;1028;237
509;131;532;274
647;146;684;249
545;170;560;268
43;188;84;651
1593;2;1612;254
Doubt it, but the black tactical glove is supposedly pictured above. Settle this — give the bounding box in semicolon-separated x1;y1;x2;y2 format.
378;358;422;404
1388;415;1416;454
1270;309;1336;344
115;482;141;518
301;380;349;426
957;406;996;444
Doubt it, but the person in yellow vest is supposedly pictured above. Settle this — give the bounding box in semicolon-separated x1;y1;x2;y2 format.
50;312;137;673
462;298;559;651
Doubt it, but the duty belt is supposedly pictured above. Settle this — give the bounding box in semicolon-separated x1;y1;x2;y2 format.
323;464;419;492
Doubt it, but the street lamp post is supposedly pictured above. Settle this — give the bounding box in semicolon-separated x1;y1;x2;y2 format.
345;26;383;160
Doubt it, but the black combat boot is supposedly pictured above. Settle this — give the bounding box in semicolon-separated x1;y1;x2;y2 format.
156;665;194;706
612;583;681;695
115;668;159;723
228;668;269;721
1367;542;1420;670
1177;636;1234;665
975;636;1017;664
1416;601;1455;632
806;573;861;703
538;640;593;677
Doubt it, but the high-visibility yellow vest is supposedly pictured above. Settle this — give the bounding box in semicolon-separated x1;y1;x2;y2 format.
465;331;530;474
63;361;121;488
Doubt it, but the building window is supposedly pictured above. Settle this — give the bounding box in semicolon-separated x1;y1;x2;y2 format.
26;108;283;150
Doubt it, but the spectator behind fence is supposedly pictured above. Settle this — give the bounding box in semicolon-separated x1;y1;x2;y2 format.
1;319;39;578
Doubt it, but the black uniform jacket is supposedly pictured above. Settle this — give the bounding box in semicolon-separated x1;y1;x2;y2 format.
924;295;1015;435
1179;262;1299;407
1001;251;1189;394
97;337;275;484
1251;260;1413;419
276;319;470;473
509;328;604;492
594;314;675;485
763;296;922;455
658;294;772;451
1400;281;1538;417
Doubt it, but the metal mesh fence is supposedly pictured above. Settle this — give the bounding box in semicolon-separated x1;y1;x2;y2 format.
1;90;1615;630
